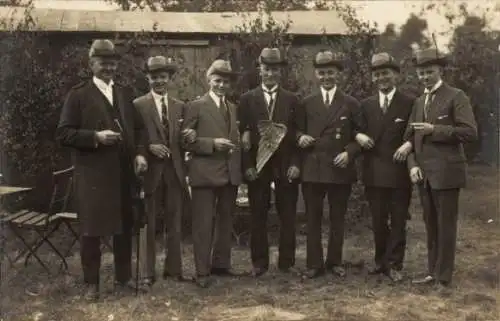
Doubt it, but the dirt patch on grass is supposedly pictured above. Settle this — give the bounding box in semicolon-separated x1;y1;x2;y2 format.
0;165;498;321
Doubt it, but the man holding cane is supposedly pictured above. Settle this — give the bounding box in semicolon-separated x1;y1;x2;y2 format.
56;39;148;301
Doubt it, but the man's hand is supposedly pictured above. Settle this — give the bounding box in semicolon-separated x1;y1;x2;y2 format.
333;152;349;168
241;131;251;152
393;141;412;162
355;133;375;149
213;138;235;152
149;144;171;159
182;128;197;144
134;155;148;175
298;134;315;148
410;166;424;184
245;167;258;181
286;165;300;182
95;130;121;145
410;122;434;135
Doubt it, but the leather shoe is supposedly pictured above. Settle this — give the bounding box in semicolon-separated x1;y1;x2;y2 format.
385;268;403;282
83;284;99;301
368;265;386;275
114;279;137;294
302;268;325;279
279;266;300;275
194;275;212;288
210;268;245;277
163;272;193;282
412;275;435;285
331;266;346;277
251;267;268;277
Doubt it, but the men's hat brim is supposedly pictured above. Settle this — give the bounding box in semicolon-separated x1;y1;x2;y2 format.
412;56;448;67
146;65;178;74
258;57;288;66
313;60;344;70
371;63;400;72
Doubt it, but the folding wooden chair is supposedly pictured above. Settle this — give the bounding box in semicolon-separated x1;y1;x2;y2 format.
0;167;73;274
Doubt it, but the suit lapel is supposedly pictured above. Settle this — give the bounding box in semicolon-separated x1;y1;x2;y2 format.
365;96;384;138
254;87;271;120
325;90;345;125
202;94;229;133
88;82;115;129
146;93;166;142
426;83;449;122
310;91;330;134
168;97;181;145
376;90;403;140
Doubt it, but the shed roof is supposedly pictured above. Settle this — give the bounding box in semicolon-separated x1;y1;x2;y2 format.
0;7;350;35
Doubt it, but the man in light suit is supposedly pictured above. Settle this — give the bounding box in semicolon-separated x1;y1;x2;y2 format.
296;50;365;279
238;48;301;277
404;47;478;287
356;52;415;282
182;59;243;288
134;56;195;290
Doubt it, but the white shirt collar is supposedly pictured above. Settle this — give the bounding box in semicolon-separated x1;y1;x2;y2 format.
151;90;168;101
424;79;443;94
320;86;336;104
379;87;396;106
262;84;278;94
209;90;225;107
93;76;113;91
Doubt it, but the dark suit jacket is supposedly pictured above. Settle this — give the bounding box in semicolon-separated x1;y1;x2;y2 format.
133;92;188;195
297;89;364;184
56;80;145;237
405;82;478;189
238;86;301;180
360;90;415;188
182;93;242;187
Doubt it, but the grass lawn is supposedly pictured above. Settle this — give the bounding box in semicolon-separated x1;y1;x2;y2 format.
0;164;498;321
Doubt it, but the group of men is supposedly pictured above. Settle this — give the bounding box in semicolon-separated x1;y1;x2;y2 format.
56;38;477;301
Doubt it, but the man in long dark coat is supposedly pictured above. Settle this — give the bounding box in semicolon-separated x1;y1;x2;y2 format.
238;48;301;277
56;39;148;301
404;47;477;288
356;52;415;282
296;50;364;279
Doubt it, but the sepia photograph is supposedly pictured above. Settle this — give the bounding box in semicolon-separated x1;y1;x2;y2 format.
0;0;498;320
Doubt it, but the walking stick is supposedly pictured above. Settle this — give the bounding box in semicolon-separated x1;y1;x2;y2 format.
134;174;146;296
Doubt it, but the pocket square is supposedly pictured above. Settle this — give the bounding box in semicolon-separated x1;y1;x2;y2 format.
340;116;348;120
437;115;449;120
394;118;405;123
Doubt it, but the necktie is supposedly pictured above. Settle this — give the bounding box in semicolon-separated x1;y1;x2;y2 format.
382;95;389;114
324;92;330;106
160;97;168;126
424;92;434;120
219;97;229;123
264;89;276;118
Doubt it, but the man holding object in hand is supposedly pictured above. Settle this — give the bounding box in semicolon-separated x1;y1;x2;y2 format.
56;39;148;301
181;59;242;288
404;47;477;288
238;48;301;277
133;56;196;290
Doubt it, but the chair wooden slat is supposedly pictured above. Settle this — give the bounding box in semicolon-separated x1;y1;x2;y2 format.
1;209;32;222
55;212;77;219
11;211;43;225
